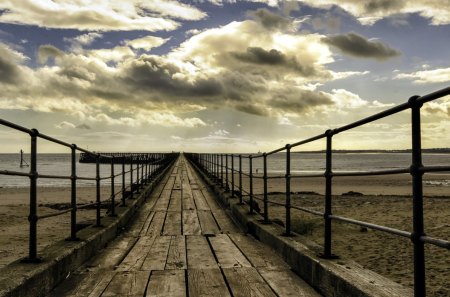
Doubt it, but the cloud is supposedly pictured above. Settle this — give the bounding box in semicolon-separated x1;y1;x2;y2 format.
56;121;76;129
76;124;91;130
0;43;27;84
0;1;184;31
38;45;65;64
394;67;450;84
322;32;401;60
248;8;293;31
125;36;169;51
71;33;103;46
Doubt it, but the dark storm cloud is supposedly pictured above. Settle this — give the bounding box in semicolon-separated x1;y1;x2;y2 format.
76;124;91;129
0;45;23;84
231;47;316;76
122;55;223;98
322;32;401;60
269;90;333;113
363;0;405;13
248;8;291;30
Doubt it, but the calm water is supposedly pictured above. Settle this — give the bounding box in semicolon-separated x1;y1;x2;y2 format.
0;153;449;188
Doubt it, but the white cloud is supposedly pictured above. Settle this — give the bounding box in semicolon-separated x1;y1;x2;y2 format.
330;89;369;108
0;1;182;31
394;67;450;84
125;36;169;51
72;33;103;46
56;121;76;129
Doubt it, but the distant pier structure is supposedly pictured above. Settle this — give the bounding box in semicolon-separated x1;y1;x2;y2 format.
79;152;161;164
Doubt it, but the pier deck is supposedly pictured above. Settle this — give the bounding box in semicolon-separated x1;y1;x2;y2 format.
48;155;320;297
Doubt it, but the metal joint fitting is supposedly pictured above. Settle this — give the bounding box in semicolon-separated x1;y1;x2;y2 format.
408;95;423;108
71;143;77;150
28;214;38;223
29;128;39;137
410;231;424;244
409;164;424;176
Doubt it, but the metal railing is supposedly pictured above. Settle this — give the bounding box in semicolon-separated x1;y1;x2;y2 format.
186;86;450;297
0;118;178;262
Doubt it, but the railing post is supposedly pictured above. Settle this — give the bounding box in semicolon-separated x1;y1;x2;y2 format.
96;154;102;226
25;129;39;262
136;156;140;194
110;156;116;216
410;95;426;297
130;157;134;199
322;130;336;258
225;154;229;191
220;154;224;187
239;154;243;204
121;157;126;206
231;154;235;197
141;156;144;187
70;144;78;240
249;155;254;214
284;145;292;236
263;153;269;224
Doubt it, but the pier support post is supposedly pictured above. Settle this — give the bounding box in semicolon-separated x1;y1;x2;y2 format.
69;144;79;240
284;145;292;236
249;155;254;214
96;155;102;226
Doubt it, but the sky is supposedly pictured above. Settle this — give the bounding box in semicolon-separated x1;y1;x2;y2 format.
0;0;449;153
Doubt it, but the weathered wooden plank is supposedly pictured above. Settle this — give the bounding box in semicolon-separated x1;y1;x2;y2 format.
168;189;182;211
47;270;116;297
228;233;289;269
153;189;171;211
181;178;195;210
208;234;251;268
182;210;201;235
197;210;220;235
87;235;138;270
141;236;171;271
101;271;150;296
186;235;217;269
200;188;221;210
192;189;209;210
145;211;165;237
165;235;187;270
116;236;156;271
212;209;241;234
222;267;276;297
146;270;186;297
162;211;182;236
137;211;156;237
259;268;322;297
187;269;231;297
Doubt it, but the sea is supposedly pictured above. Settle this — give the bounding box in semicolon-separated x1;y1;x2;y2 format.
0;153;449;188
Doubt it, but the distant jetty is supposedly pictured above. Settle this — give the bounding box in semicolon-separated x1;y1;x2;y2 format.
79;152;160;164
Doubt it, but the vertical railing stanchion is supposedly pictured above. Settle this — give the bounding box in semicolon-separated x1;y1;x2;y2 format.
95;155;101;226
263;153;269;224
284;145;291;236
249;155;254;214
231;154;235;197
225;154;229;191
70;144;78;240
136;156;140;193
220;154;224;187
239;154;243;204
141;156;144;187
121;157;126;206
322;130;335;258
26;129;39;261
410;95;426;297
110;156;116;216
130;157;134;199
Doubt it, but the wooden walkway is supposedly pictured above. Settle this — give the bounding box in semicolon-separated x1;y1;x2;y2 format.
49;155;321;297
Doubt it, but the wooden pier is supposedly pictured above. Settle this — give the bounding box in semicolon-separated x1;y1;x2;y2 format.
48;155;320;297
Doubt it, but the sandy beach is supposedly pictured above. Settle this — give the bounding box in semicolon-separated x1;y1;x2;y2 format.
0;175;449;296
0;186;116;268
